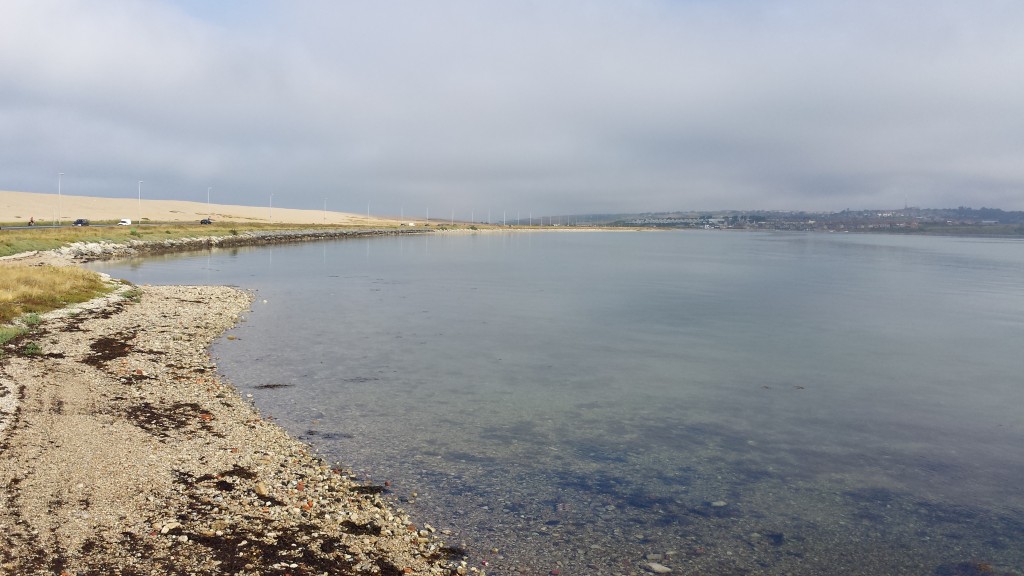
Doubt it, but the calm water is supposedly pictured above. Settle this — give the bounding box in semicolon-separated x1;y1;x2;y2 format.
89;231;1024;575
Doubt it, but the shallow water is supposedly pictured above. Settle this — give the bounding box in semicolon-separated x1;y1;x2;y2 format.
89;231;1024;575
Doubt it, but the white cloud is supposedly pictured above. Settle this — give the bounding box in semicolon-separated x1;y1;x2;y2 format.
2;0;1023;213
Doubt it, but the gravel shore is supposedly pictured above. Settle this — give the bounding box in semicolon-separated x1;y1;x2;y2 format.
0;278;461;575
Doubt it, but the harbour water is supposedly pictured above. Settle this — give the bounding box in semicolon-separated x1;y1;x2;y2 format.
88;231;1024;575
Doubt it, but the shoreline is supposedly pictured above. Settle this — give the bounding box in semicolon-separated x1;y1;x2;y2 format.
53;228;432;262
0;227;616;575
0;278;460;574
1;225;627;267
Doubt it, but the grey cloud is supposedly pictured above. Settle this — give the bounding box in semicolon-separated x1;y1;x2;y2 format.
2;0;1023;215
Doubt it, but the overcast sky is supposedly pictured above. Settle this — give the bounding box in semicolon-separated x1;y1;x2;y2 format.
3;1;1023;217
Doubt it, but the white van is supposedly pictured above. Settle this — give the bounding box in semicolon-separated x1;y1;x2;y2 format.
118;218;132;226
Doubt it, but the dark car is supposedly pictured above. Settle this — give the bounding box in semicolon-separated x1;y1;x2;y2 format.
73;219;90;226
200;218;213;224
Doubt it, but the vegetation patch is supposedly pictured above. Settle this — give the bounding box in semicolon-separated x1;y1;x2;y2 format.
0;222;378;258
121;287;143;303
20;342;42;356
0;265;111;323
0;326;26;346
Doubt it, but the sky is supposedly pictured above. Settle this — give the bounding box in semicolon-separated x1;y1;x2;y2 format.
2;0;1023;217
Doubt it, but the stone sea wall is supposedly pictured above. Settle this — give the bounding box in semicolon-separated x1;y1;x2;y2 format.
54;228;430;261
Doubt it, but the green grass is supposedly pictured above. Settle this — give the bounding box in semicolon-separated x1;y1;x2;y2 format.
20;341;42;356
122;287;143;303
0;325;26;345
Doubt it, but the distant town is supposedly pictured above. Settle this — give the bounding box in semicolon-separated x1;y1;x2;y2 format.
565;207;1024;236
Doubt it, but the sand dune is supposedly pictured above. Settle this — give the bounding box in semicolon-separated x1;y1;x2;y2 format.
0;190;400;226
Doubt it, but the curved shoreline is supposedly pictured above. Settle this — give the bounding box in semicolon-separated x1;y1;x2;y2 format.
54;227;432;262
0;257;462;574
0;227;598;574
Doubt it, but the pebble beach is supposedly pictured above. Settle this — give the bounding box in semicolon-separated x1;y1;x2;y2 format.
0;251;461;575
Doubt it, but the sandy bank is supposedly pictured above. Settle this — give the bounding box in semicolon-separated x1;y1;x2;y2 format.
0;282;461;575
0;190;400;226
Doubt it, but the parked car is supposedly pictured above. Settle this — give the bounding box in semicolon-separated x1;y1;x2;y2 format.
200;218;213;224
73;218;90;226
118;218;132;226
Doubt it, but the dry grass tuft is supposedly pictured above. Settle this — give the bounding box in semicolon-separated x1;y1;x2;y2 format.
0;265;111;324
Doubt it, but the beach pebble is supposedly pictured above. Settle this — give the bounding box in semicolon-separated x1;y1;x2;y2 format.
160;521;181;534
646;562;672;573
0;280;460;575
